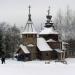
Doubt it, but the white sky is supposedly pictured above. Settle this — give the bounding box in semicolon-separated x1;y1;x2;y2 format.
0;0;75;26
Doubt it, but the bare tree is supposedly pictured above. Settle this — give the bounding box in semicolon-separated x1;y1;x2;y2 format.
54;9;65;40
64;6;74;40
0;23;21;58
10;24;20;58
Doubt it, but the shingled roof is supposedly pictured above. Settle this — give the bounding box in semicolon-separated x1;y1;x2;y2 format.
22;5;37;34
22;21;37;34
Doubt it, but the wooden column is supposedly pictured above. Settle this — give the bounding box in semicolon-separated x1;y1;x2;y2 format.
63;51;65;60
60;53;62;60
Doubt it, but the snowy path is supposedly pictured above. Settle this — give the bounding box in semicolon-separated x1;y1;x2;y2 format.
0;58;75;75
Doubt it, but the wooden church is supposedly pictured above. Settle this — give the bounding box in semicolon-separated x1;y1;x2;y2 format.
16;6;66;61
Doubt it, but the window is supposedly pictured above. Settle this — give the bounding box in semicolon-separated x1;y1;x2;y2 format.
25;34;27;38
46;53;48;56
28;34;33;37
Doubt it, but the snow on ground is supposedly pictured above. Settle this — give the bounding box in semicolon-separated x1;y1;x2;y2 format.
0;58;75;75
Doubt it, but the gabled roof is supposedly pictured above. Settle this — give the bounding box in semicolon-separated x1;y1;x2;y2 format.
37;37;52;51
39;27;59;35
20;44;30;54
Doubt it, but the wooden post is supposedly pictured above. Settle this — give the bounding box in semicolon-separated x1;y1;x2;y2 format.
61;53;62;60
63;51;65;60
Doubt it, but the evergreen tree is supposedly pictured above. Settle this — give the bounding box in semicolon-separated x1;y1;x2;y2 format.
0;28;4;57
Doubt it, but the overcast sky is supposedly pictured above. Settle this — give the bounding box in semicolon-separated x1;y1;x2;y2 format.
0;0;75;26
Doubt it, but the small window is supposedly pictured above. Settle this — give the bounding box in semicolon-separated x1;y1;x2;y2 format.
25;34;27;38
46;53;48;56
33;35;36;38
28;34;33;37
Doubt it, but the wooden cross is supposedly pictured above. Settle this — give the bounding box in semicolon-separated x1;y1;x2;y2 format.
48;6;50;15
29;5;31;14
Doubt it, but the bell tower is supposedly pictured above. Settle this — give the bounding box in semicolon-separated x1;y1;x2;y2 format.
22;5;37;60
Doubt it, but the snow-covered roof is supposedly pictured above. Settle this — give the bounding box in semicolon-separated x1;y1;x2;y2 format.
39;27;59;35
22;32;37;34
27;44;34;47
20;44;30;54
22;21;37;34
37;37;52;51
62;42;68;45
54;49;63;53
46;39;56;42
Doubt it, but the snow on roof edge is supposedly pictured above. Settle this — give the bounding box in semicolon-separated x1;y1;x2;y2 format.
21;32;37;34
54;49;63;53
39;27;59;35
46;39;56;42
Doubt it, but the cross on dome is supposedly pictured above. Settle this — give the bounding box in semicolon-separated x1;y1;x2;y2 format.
28;5;31;21
48;6;50;16
29;5;31;15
